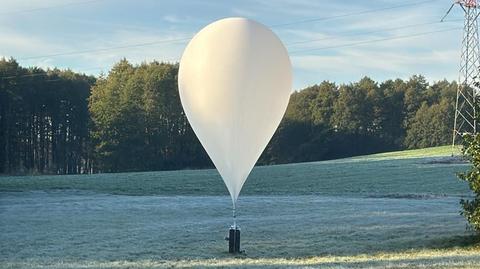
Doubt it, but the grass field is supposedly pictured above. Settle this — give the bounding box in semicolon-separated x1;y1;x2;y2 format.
350;145;461;160
1;146;479;268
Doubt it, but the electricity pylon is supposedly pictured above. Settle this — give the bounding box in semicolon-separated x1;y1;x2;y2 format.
444;0;480;150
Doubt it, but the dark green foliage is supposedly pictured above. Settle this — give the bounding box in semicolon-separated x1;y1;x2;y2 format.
261;75;456;164
405;100;454;149
0;58;94;174
459;133;480;234
0;58;459;173
89;60;210;172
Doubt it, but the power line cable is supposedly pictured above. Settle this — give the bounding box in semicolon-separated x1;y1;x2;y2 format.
0;67;105;80
17;37;192;61
3;27;461;80
286;19;462;46
2;26;459;81
0;0;106;15
271;0;440;27
2;1;459;76
17;19;458;61
289;27;461;54
13;1;446;61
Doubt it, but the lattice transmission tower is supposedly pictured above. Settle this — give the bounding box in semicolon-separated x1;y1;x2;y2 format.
444;0;480;149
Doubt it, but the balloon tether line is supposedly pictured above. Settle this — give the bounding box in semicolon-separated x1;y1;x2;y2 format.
232;201;237;229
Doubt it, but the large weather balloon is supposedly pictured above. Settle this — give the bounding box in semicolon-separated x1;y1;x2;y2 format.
178;17;292;215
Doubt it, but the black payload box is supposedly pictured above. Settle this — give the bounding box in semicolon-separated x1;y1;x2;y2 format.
228;226;240;253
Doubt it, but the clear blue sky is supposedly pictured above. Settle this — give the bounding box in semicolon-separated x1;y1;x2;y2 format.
0;0;464;90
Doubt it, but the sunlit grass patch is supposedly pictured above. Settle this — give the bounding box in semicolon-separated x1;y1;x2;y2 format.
350;145;462;161
3;246;479;269
172;246;480;268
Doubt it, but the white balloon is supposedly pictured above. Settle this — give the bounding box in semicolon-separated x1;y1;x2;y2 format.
178;17;292;207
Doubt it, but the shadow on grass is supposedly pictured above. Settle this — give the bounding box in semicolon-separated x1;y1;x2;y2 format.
426;234;480;249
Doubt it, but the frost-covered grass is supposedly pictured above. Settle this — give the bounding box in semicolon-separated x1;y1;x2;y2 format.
0;146;478;268
0;146;470;197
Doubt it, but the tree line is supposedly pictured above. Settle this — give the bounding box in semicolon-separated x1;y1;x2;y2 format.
0;58;94;174
0;58;457;174
263;75;456;164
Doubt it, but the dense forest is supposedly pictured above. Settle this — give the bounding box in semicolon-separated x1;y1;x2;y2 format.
0;58;457;174
0;59;95;174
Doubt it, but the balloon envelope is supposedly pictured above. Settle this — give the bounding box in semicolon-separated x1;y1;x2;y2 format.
178;17;292;205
